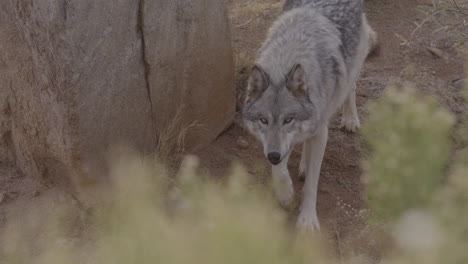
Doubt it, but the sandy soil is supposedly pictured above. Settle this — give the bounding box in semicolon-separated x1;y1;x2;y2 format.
195;0;466;258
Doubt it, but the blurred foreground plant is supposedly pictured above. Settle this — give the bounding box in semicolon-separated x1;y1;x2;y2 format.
363;84;454;222
363;77;468;263
1;155;327;264
1;72;467;264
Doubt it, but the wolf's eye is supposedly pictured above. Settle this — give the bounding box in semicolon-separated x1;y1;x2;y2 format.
259;118;269;125
284;117;294;124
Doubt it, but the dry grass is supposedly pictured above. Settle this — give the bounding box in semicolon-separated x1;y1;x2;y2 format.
156;107;203;162
234;52;254;109
412;0;468;49
229;0;282;20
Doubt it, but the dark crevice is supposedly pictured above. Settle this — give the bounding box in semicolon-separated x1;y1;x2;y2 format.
9;79;18;104
63;0;68;21
137;0;157;128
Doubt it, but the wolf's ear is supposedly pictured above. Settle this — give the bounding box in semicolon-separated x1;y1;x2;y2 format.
245;64;269;103
286;64;307;98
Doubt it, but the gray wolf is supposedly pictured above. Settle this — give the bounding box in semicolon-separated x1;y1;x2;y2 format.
242;0;377;231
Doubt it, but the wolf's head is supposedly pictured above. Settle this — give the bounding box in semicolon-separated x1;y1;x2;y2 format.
242;64;318;165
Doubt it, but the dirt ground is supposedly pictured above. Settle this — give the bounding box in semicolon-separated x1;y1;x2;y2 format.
1;0;466;261
196;0;466;258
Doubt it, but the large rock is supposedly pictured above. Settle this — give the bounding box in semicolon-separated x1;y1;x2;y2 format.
0;0;235;183
143;0;235;149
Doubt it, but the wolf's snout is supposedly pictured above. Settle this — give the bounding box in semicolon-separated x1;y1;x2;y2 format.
267;152;281;165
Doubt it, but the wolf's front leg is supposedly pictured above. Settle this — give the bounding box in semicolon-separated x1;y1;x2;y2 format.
272;152;294;208
296;126;328;232
341;82;360;133
298;143;306;180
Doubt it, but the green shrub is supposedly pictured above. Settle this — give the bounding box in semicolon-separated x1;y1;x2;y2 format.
1;155;328;264
363;85;454;222
363;79;468;263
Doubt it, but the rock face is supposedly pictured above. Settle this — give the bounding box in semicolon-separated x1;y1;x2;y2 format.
0;0;235;183
144;0;235;149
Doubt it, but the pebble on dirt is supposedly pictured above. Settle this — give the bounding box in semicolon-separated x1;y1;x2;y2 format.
0;192;6;204
427;47;444;58
237;138;249;149
452;78;465;89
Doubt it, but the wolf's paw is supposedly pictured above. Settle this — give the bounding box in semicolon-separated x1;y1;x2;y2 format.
273;178;294;208
340;117;360;133
296;211;320;232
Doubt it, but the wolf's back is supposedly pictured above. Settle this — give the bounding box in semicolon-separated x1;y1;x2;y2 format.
282;0;363;61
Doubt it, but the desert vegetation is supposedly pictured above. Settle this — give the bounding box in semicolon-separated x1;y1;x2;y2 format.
1;79;467;263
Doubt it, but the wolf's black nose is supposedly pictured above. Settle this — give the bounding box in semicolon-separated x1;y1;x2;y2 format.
267;152;281;165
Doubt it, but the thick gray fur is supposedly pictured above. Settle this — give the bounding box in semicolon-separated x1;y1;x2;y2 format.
242;0;375;231
283;0;364;62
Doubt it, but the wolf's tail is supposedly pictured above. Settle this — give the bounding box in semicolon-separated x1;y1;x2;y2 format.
364;17;380;59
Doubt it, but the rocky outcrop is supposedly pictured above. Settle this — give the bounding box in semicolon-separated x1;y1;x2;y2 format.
143;0;235;150
0;0;235;183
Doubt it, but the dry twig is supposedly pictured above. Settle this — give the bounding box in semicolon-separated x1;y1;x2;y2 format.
452;0;468;16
